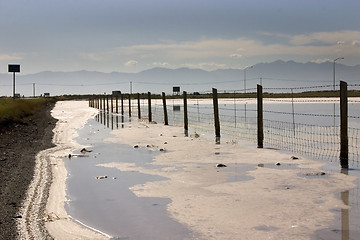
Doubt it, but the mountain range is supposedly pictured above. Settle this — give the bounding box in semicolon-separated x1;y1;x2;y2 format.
1;60;359;97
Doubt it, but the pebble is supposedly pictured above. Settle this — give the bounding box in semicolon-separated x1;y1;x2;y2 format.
216;163;227;168
96;176;108;180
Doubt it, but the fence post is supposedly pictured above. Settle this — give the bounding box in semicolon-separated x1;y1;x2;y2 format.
257;85;264;148
137;93;141;119
183;91;188;136
115;95;119;113
106;96;109;112
148;92;152;122
111;95;113;113
103;97;106;112
212;88;220;144
340;81;348;169
121;93;124;116
162;92;168;125
129;94;131;117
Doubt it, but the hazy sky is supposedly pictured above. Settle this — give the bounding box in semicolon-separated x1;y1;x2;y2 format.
1;0;359;74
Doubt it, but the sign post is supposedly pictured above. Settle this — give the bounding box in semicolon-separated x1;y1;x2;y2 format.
8;64;20;98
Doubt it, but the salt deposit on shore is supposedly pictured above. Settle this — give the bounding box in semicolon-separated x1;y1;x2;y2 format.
17;100;357;239
102;121;357;240
18;101;107;239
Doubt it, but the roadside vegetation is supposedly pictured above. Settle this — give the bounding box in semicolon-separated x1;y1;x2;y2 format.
0;98;56;127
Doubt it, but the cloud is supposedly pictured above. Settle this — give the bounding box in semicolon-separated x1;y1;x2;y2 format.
115;31;360;62
124;60;138;66
289;31;360;46
311;58;331;64
80;53;104;61
77;30;360;71
0;54;23;61
352;40;360;46
230;53;242;58
151;62;171;67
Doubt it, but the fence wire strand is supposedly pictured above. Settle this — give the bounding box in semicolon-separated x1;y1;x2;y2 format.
92;87;360;167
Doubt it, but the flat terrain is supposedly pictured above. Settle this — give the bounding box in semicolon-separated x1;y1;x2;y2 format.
0;102;56;240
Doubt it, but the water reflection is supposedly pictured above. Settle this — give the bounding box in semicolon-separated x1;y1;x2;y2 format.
96;111;127;130
313;167;359;240
341;169;350;240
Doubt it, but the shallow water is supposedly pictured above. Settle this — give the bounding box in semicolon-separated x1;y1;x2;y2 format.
311;165;360;240
65;117;194;239
66;105;360;239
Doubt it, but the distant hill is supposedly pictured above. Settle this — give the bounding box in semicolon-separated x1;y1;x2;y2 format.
0;60;359;96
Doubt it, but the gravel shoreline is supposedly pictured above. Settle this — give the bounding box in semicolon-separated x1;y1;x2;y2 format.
0;102;57;240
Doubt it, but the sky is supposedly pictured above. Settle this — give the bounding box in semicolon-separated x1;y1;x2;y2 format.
0;0;359;74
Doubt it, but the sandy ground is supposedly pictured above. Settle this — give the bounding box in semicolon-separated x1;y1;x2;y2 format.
101;120;357;240
16;100;357;240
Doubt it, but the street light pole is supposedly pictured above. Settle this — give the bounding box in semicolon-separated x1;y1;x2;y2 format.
333;57;344;91
243;65;253;125
244;65;253;94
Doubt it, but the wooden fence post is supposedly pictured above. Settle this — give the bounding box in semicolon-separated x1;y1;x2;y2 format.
340;81;348;168
148;92;152;122
183;91;188;136
212;88;220;143
162;92;168;125
129;94;131;117
115;95;119;114
103;97;106;111
121;93;124;116
137;93;141;119
111;95;113;113
106;96;109;112
257;84;264;148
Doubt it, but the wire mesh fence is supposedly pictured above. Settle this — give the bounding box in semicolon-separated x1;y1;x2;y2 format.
90;82;360;167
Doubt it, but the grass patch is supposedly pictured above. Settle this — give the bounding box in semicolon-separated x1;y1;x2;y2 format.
0;98;56;126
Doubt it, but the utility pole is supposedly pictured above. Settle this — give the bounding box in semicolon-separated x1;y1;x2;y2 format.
33;83;35;97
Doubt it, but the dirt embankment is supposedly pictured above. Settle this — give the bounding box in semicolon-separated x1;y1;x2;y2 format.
0;102;57;240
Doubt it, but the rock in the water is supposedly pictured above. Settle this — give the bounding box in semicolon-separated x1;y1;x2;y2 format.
134;145;139;148
275;162;281;166
216;163;227;168
305;172;326;176
80;148;93;153
290;156;299;160
257;163;264;167
96;176;108;180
